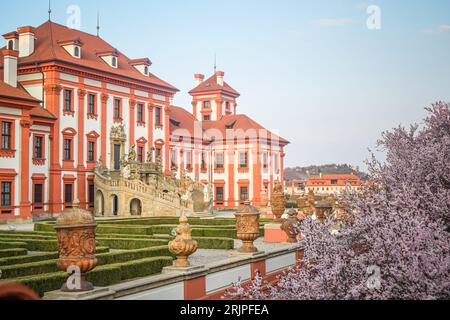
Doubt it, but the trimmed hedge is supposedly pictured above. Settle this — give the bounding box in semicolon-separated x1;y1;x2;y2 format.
0;252;58;267
97;225;154;236
34;223;55;233
0;241;28;249
0;248;28;258
195;237;234;250
10;256;173;296
115;257;173;281
0;247;109;267
96;238;168;249
0;238;58;252
96;246;173;265
0;259;58;279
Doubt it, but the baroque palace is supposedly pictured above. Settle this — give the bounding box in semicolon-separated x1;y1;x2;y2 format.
0;20;288;222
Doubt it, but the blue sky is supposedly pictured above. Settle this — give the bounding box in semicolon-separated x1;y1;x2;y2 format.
1;0;450;169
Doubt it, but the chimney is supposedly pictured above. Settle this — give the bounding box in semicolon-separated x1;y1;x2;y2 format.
17;26;35;58
194;73;204;87
2;32;19;51
216;71;224;86
2;49;19;87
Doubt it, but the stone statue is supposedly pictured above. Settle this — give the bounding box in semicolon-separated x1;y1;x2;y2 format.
110;123;127;141
121;164;131;179
95;157;103;173
128;145;136;162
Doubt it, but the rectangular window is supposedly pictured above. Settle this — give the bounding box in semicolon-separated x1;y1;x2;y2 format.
186;151;192;170
63;139;71;161
216;153;224;169
138;147;144;163
137;103;144;123
216;187;224;202
240;187;248;202
155;147;161;159
34;184;43;205
226;102;230;110
274;154;280;173
114;99;121;119
203;115;210;121
263;152;268;169
239;152;248;168
64;89;72;112
170;149;177;168
88;141;95;162
331;179;338;185
1;182;12;207
155;107;162;126
64;184;73;204
1;121;12;150
201;152;206;170
88;94;96;115
203;101;211;109
34;136;43;159
88;183;95;208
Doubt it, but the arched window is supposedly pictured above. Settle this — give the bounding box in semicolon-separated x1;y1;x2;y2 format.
144;66;148;75
112;57;117;67
7;40;13;50
74;46;80;57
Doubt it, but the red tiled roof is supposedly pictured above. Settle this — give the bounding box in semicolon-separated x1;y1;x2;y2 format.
0;78;40;102
203;114;289;145
169;106;199;138
30;106;56;120
189;73;240;97
169;106;289;145
306;174;361;187
0;21;178;92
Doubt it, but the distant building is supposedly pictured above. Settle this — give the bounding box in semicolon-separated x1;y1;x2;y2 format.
305;174;361;195
285;180;305;195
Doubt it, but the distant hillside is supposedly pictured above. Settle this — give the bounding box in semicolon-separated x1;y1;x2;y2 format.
285;164;368;181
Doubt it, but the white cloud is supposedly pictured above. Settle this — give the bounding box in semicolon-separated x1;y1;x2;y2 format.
314;18;354;27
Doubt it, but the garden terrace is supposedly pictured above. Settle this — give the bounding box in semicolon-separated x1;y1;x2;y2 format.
0;216;271;296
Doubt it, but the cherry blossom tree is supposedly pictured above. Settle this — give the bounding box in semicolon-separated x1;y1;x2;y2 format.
228;102;450;300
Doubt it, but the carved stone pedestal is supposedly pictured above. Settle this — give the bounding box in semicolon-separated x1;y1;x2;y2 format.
162;265;206;274
264;223;288;243
43;287;115;300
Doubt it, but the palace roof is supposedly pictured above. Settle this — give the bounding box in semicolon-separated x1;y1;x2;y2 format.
189;73;240;97
0;21;178;93
169;106;289;145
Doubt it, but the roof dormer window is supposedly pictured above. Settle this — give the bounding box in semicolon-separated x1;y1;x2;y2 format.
7;40;13;50
129;58;152;76
97;49;119;68
57;38;83;59
74;46;80;58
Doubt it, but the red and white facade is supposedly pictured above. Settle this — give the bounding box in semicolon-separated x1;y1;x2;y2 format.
0;20;288;222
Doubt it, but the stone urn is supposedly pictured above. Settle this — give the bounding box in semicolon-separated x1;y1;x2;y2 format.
55;201;97;292
235;201;260;253
280;209;301;243
168;212;198;268
270;181;286;221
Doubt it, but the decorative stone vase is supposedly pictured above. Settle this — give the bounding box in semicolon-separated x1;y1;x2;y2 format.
235;201;260;253
270;181;286;221
168;212;198;268
55;201;97;292
280;209;300;243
